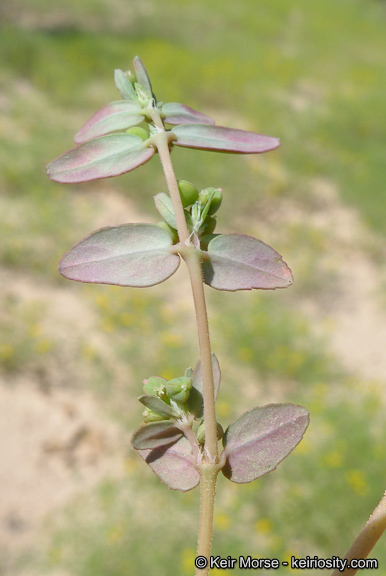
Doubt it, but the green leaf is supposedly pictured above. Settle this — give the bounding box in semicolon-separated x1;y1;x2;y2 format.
135;436;200;491
133;56;153;98
154;192;177;230
74;101;144;144
131;421;183;450
222;404;310;484
203;234;293;291
114;69;137;100
187;353;221;419
59;224;180;287
47;134;155;183
138;394;181;419
185;367;193;379
173;124;280;153
162;103;215;126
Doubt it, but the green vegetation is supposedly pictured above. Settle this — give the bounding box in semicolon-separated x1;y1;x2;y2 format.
1;0;385;232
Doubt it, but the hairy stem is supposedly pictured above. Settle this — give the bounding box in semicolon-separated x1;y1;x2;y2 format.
331;491;386;575
151;116;219;575
149;114;190;244
153;127;218;462
196;464;219;576
182;247;219;461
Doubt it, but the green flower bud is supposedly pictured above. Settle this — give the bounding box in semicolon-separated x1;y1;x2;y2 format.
177;180;199;208
142;409;169;423
165;376;192;403
125;126;149;141
196;421;224;444
156;221;179;244
199;215;217;236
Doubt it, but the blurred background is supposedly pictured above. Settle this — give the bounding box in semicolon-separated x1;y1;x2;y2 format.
0;0;385;574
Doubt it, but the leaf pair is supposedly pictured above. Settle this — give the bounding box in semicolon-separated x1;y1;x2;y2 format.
58;224;293;292
74;101;216;145
47;125;280;184
132;402;309;492
46;56;280;184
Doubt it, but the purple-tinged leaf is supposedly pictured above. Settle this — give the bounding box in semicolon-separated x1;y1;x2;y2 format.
136;436;200;491
138;394;180;419
74;101;144;144
131;421;183;450
202;234;293;291
222;403;309;484
114;69;137;101
59;224;180;287
187;354;221;419
173;124;280;153
162;103;215;126
133;56;153;97
47;134;155;184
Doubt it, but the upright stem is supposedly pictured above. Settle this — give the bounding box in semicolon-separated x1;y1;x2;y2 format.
151;117;219;576
331;491;386;575
196;464;219;576
152;128;218;463
149;112;190;244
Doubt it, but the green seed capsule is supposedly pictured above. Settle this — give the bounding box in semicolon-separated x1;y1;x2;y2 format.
198;187;214;205
142;409;169;423
196;421;206;444
207;189;223;215
165;376;192;403
143;376;168;397
199;187;223;214
199;215;217;236
125;126;149;141
216;422;224;441
177;180;199;207
196;421;224;444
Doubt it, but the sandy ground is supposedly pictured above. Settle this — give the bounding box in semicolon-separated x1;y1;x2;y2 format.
0;379;125;549
295;178;386;382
